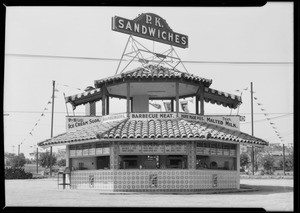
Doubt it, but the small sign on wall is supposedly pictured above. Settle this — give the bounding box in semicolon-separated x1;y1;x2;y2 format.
150;174;158;188
89;175;94;188
212;174;217;187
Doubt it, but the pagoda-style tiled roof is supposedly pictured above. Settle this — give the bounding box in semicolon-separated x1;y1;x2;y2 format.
94;64;213;88
37;119;125;147
38;118;268;147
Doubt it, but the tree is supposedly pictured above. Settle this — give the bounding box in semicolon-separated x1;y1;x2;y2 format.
25;158;32;164
240;153;250;168
279;153;294;171
10;153;26;168
5;152;16;167
261;154;275;174
39;152;57;168
57;159;66;167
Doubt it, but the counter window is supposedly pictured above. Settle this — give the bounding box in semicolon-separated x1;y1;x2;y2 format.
119;155;187;169
97;156;110;169
196;155;236;171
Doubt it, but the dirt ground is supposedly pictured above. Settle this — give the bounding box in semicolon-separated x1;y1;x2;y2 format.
4;177;293;211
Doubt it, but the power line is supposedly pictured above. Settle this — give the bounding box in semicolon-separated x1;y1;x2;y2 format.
4;110;293;115
241;113;292;124
6;53;293;64
4;111;85;114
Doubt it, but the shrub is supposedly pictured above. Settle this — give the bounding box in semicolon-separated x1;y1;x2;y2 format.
5;167;33;179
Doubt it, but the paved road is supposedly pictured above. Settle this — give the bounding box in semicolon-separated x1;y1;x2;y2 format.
5;178;293;211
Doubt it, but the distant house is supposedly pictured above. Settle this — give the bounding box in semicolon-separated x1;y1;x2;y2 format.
29;151;46;161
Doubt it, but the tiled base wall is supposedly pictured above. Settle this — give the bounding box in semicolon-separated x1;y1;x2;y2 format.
71;169;238;192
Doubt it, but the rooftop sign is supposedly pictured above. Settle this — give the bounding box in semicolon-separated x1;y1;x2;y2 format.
112;13;188;49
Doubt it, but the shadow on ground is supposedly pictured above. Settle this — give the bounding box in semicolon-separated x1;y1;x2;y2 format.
240;184;293;195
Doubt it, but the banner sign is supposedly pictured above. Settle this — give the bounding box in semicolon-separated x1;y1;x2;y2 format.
112;13;188;48
66;116;102;131
66;113;127;131
179;113;240;131
130;112;176;120
119;141;187;154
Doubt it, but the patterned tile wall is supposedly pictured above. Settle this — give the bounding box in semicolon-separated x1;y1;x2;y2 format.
70;169;238;192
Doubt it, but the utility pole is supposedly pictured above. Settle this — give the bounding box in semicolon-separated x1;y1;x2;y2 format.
50;80;55;176
251;82;255;175
283;144;286;175
18;144;20;155
36;147;39;174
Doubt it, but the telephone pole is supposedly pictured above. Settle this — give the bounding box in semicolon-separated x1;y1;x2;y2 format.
251;82;255;175
50;80;55;176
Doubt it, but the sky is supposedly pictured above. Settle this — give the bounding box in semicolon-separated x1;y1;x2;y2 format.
4;3;293;158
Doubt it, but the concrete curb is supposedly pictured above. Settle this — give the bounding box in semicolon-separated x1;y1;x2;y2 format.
68;185;259;195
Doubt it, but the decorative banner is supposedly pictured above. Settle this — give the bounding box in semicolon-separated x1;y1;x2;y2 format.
112;13;189;48
180;101;189;113
163;102;171;112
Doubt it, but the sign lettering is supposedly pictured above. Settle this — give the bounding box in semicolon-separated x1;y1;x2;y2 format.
112;13;188;48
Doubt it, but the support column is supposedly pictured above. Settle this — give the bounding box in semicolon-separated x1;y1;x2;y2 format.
66;145;70;168
171;99;174;112
195;96;199;115
188;141;196;169
102;87;106;116
127;82;130;116
199;86;204;115
106;96;110;115
236;143;240;189
175;82;179;116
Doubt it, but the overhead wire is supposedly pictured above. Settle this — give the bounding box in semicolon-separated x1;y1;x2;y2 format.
6;53;293;65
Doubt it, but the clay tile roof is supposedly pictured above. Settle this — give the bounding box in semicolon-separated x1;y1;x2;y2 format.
96;118;268;146
37;118;127;147
38;117;268;147
94;64;213;87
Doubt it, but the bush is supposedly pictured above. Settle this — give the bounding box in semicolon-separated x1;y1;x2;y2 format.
5;167;33;179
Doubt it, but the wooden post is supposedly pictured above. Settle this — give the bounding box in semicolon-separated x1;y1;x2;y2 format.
195;96;199;115
199;85;204;115
283;144;286;175
127;82;130;116
106;96;110;115
236;143;240;189
251;82;255;175
36;147;39;174
50;80;55;176
102;86;106;116
171;99;174;112
175;82;179;116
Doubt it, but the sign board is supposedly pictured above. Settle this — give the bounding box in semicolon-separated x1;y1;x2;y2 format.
66;113;127;131
130;113;176;120
179;113;240;131
112;13;188;48
66;116;102;131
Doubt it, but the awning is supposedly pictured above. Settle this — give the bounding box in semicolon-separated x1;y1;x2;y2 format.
65;88;102;110
203;87;242;109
